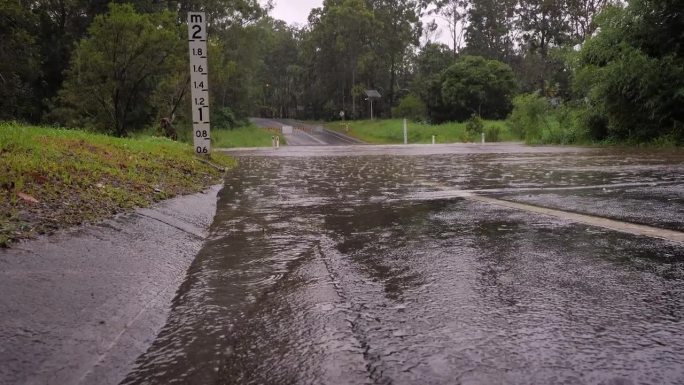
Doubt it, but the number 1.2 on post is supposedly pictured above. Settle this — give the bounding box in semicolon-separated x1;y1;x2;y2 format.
187;12;210;155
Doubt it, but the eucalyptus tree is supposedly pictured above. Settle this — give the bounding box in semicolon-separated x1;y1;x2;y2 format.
260;20;303;118
566;0;612;42
425;0;469;56
371;0;423;111
171;0;265;27
411;43;454;122
464;0;517;62
303;0;374;118
0;0;41;121
516;0;573;92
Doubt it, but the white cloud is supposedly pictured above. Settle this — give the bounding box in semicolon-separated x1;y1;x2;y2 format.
268;0;322;26
264;0;453;47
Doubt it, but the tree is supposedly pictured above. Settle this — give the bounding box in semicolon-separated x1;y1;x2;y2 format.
31;0;112;121
174;0;265;29
441;55;517;120
372;0;422;111
52;4;182;136
0;0;41;122
464;0;516;62
411;42;454;122
574;0;683;142
392;93;426;120
427;0;469;56
516;0;572;92
260;20;302;119
566;0;612;42
302;0;375;119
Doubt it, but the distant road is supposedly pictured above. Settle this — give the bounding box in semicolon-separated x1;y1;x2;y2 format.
250;117;364;146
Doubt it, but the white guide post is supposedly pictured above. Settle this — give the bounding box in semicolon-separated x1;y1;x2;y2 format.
187;12;211;155
403;118;408;145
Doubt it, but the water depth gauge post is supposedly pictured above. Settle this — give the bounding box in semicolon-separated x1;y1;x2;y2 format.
187;12;211;155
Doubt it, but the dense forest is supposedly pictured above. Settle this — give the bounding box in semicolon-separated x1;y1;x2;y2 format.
1;0;682;143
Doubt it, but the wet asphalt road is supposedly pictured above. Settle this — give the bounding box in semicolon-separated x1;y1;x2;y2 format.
250;118;363;145
123;144;684;385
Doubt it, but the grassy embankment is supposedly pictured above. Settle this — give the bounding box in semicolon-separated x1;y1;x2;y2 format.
326;119;516;144
0;122;236;247
211;125;285;148
155;124;285;148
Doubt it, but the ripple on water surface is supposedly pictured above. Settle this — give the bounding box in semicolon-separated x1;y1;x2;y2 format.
123;151;684;385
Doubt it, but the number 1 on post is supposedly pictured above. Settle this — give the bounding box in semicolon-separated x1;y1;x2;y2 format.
187;12;210;155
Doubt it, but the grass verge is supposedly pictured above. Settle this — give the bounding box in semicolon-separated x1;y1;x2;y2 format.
0;122;236;247
325;119;516;144
210;124;285;148
133;123;285;148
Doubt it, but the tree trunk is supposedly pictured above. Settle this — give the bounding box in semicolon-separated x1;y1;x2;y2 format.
351;66;356;119
389;57;396;118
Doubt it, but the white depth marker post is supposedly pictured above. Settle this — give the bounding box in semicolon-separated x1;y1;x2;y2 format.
403;118;408;145
187;12;211;155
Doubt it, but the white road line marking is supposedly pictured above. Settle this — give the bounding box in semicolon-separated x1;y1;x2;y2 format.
414;182;684;243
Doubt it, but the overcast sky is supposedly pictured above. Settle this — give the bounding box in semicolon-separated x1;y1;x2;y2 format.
269;0;322;26
267;0;451;46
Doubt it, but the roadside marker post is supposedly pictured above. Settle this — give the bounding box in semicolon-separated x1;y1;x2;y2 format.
403;119;408;145
187;12;211;155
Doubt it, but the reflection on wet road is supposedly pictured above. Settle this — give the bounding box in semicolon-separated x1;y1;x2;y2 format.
123;145;684;384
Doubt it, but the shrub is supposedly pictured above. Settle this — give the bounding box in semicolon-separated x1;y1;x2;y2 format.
392;94;427;121
213;107;239;129
582;111;609;141
507;93;550;141
52;4;182;136
484;124;501;142
465;114;483;135
574;2;684;142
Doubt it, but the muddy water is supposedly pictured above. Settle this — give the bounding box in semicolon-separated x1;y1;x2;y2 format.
123;148;684;384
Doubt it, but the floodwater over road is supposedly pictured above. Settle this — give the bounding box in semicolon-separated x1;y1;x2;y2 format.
123;144;684;385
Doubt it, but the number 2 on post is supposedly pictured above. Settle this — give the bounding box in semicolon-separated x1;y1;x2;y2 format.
188;12;210;155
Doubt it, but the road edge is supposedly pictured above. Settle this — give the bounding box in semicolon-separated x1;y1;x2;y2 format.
0;184;223;385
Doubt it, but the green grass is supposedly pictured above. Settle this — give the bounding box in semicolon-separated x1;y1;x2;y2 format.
0;122;236;246
133;123;285;148
326;119;517;144
211;124;286;148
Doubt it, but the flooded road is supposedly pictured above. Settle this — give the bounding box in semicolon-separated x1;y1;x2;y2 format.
123;145;684;384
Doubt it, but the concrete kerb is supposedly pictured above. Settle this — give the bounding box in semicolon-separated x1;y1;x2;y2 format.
0;184;223;385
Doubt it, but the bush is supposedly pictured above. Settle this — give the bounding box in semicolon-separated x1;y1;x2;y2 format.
52;4;182;136
213;107;239;129
484;124;501;142
440;56;517;122
465;114;483;135
392;93;427;121
507;93;550;141
573;2;684;142
582;111;609;141
540;121;574;144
